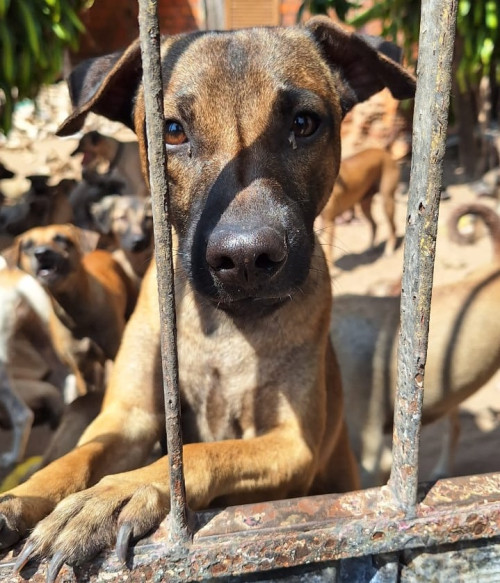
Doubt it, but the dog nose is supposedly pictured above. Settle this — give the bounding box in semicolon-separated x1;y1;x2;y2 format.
206;226;287;289
130;234;149;252
33;246;54;260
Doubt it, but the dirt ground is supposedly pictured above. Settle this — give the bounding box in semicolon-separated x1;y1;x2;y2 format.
1;83;500;487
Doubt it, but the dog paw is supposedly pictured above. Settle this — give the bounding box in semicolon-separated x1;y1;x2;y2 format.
14;475;169;581
0;493;49;550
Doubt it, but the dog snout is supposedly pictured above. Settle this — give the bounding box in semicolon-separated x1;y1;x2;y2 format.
206;226;287;290
33;246;59;265
129;233;150;252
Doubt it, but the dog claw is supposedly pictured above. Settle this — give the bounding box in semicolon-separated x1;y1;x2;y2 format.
116;522;133;564
13;540;36;573
46;551;66;583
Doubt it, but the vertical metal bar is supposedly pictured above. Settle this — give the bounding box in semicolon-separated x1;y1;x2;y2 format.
389;0;458;514
137;0;192;544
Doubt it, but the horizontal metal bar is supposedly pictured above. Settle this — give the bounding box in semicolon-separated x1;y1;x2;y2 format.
3;472;500;582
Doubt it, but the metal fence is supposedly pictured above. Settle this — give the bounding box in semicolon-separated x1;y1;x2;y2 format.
6;0;500;580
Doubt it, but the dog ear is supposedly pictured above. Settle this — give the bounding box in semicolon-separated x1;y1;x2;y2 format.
56;40;142;137
90;196;118;234
305;16;416;116
74;226;101;254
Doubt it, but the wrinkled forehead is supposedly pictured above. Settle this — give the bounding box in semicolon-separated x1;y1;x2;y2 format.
160;27;338;115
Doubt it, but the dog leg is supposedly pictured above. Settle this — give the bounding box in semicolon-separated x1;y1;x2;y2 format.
15;426;319;572
381;187;397;256
359;197;378;252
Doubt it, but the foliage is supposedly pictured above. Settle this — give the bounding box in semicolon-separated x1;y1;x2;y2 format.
299;0;500;92
297;0;360;23
0;0;92;134
348;0;500;92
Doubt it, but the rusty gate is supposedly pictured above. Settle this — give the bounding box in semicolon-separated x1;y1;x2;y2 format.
3;0;500;580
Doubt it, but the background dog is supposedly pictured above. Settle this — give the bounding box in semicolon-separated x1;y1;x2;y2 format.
91;195;154;287
72;131;148;197
318;148;401;268
11;224;137;392
331;202;500;487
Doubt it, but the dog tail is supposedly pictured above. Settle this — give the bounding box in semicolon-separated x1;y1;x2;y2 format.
447;202;500;261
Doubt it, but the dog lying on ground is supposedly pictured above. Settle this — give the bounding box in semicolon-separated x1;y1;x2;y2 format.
0;267;66;470
91;195;154;287
0;17;415;576
72;131;148;197
317;148;400;267
331;202;500;488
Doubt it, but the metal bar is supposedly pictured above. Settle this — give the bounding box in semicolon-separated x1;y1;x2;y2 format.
137;0;191;544
4;473;500;581
389;0;458;514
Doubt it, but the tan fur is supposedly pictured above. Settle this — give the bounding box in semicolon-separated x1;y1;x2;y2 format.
0;17;415;570
318;148;400;267
331;203;500;487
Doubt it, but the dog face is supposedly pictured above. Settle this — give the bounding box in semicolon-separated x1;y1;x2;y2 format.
71;131;105;168
15;225;98;290
91;195;153;253
58;18;415;316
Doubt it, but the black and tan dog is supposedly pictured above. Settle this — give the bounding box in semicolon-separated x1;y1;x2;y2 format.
0;17;415;576
91;195;154;287
332;202;500;488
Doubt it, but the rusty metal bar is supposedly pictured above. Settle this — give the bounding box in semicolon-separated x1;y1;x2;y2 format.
389;0;458;514
4;473;500;581
137;0;191;544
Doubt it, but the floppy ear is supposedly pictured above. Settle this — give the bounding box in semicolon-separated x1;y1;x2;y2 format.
74;226;101;254
90;195;118;234
56;40;142;137
305;16;416;116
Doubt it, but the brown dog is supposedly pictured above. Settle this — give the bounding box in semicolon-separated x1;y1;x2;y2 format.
72;131;148;197
10;224;137;394
0;17;415;574
90;195;154;287
318;148;401;267
331;202;500;488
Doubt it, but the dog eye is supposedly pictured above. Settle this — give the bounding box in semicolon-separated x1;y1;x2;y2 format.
165;120;188;146
291;113;320;138
53;234;72;247
21;239;33;251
